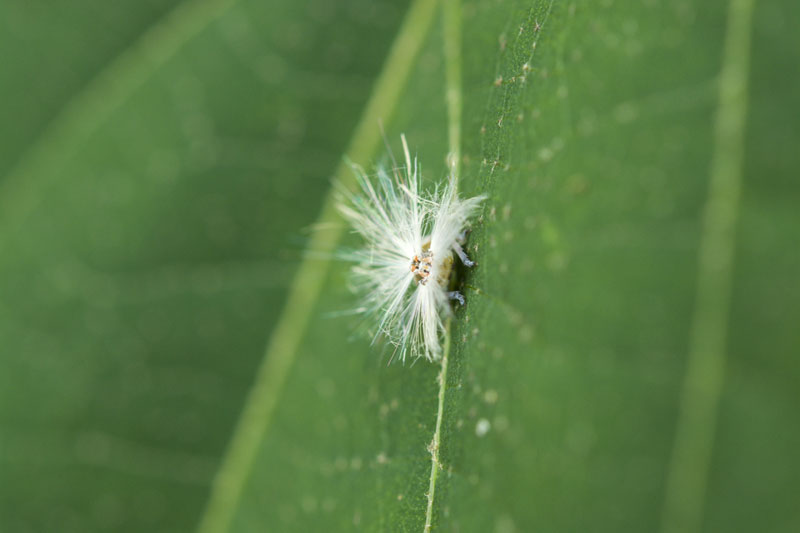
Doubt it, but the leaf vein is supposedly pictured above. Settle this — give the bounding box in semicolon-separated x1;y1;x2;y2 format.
194;1;441;530
660;0;756;531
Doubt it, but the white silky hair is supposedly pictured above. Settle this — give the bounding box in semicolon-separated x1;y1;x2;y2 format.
336;135;485;362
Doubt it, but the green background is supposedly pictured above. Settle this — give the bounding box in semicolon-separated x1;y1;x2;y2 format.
1;0;797;532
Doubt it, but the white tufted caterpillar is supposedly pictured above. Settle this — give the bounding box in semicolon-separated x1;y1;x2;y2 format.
336;135;484;362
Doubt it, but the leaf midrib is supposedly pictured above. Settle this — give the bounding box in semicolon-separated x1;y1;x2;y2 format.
423;0;462;529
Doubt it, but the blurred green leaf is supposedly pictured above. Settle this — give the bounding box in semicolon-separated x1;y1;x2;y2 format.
0;0;186;180
2;0;798;532
0;0;409;531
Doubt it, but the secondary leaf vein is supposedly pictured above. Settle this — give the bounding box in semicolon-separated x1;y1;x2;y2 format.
195;1;441;531
660;0;756;531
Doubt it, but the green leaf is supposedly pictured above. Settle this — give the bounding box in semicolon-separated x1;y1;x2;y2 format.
3;0;799;532
0;0;187;180
201;0;800;531
0;0;410;531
